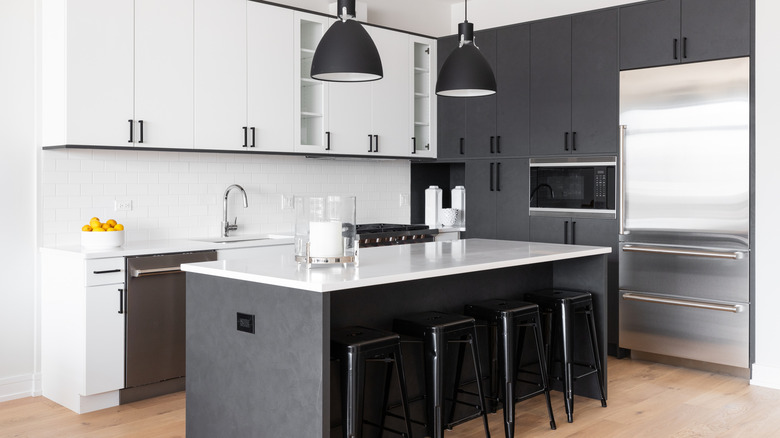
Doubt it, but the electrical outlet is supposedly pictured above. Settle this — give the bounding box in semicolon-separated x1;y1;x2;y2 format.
115;199;132;212
399;193;410;207
236;312;255;334
281;194;295;210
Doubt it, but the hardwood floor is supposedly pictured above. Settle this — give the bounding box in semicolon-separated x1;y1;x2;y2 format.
3;357;780;437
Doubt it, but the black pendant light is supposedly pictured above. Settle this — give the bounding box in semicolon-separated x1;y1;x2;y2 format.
310;0;383;82
436;0;496;97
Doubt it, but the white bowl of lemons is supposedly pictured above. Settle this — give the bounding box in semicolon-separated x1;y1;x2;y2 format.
81;217;125;249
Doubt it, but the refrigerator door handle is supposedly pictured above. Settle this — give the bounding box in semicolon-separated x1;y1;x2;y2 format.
622;292;745;313
619;124;627;235
622;244;745;260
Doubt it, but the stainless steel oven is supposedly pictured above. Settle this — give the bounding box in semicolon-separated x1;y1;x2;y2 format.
530;156;616;218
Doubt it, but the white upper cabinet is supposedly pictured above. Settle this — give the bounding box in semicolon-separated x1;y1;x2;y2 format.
41;0;134;147
134;0;194;149
247;2;294;152
369;26;411;157
194;0;248;150
295;13;331;154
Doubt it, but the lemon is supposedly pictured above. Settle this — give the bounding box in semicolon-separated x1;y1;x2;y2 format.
93;227;106;232
90;217;100;223
106;219;117;227
82;225;93;232
114;224;124;231
90;220;101;228
107;227;116;232
101;223;111;230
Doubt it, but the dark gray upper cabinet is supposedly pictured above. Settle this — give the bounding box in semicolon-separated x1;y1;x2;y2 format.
496;24;531;157
465;30;498;158
619;0;751;70
436;35;466;159
530;9;619;156
465;159;529;241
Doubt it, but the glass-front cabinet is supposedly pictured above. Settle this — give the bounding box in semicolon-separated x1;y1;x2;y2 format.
411;36;437;158
295;13;329;154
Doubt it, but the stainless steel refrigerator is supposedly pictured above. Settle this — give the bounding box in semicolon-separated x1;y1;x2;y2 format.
618;57;750;369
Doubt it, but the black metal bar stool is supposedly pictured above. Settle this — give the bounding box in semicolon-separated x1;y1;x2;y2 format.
463;299;556;438
393;311;491;438
331;326;413;438
523;289;607;423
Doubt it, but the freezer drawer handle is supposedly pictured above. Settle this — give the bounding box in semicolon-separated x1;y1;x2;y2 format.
621;244;744;260
130;266;182;277
622;292;744;313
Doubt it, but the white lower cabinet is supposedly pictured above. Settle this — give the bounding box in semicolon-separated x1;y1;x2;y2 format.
41;252;125;414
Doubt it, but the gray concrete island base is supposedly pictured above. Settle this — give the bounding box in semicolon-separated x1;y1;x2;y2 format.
185;244;608;438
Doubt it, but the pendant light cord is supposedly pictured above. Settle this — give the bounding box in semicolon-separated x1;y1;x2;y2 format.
464;0;468;23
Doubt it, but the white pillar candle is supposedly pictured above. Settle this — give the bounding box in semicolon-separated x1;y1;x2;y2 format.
309;221;343;257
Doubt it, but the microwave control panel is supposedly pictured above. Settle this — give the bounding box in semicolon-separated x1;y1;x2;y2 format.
594;168;608;208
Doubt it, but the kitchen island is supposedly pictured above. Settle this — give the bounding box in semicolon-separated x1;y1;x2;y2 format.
182;239;610;438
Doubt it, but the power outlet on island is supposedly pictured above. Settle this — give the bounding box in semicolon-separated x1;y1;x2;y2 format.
237;312;256;334
114;199;132;212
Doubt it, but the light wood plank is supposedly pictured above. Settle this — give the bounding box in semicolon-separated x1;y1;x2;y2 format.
2;358;780;437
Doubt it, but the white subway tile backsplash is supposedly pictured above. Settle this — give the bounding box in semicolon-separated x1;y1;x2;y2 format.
42;150;411;246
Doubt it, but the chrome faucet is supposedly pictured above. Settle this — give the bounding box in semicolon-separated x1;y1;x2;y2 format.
222;184;248;237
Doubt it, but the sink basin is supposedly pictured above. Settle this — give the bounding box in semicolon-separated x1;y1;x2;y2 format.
192;234;292;244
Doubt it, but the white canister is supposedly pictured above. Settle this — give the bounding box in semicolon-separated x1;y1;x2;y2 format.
452;185;466;227
425;185;442;228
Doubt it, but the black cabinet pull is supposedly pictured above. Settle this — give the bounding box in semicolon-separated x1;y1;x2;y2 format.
673;38;679;60
564;220;570;244
326;131;331;151
490;136;495;154
459;137;465;155
128;119;134;143
242;127;248;148
250;127;256;148
411;137;416;154
572;221;577;244
496;162;501;191
564;132;569;151
496;135;501;154
572;131;577;151
489;162;495;192
138;120;144;143
374;134;379;153
118;288;124;314
368;134;373;152
683;37;688;59
93;269;121;275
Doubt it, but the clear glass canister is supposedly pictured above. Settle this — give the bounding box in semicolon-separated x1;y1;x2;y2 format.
294;195;357;266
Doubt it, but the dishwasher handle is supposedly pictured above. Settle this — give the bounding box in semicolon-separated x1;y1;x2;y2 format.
130;266;183;277
622;244;745;260
622;292;745;313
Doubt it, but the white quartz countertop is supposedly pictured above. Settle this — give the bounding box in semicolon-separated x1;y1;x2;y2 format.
181;239;611;293
39;235;294;259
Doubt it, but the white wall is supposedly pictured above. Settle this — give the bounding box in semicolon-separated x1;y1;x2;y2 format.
0;0;38;401
750;0;780;389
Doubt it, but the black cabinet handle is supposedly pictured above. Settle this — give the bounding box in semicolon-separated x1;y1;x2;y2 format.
374;134;379;153
496;162;501;191
250;127;256;148
118;288;124;314
572;131;577;151
138;120;144;143
459;137;465;155
496;135;501;154
93;269;121;275
673;38;679;60
326;131;331;151
368;134;373;152
411;137;416;154
489;162;495;192
564;132;569;151
128;119;134;143
683;37;688;59
490;136;495;154
564;220;570;244
242;127;248;148
572;221;577;244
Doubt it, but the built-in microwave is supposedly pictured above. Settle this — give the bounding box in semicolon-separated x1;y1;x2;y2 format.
529;156;616;218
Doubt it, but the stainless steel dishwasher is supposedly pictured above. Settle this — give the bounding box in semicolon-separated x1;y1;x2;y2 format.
121;250;217;403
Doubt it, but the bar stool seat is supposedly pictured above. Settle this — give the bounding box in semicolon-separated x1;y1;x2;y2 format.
464;299;556;438
331;326;412;438
393;311;491;438
523;289;607;423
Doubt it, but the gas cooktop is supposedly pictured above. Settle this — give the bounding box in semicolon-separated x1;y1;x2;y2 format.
356;223;430;233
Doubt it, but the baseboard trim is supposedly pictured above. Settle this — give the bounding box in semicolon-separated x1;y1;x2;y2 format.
750;363;780;389
0;373;39;403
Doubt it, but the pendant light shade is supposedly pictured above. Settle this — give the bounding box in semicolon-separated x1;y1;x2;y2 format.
311;0;383;82
435;1;496;97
